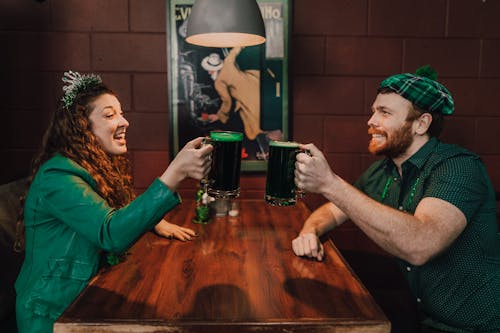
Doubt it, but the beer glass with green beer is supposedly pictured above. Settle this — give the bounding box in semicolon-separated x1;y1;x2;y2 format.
265;140;306;206
202;131;243;198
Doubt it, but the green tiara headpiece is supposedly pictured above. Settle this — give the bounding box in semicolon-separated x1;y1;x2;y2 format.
61;70;102;109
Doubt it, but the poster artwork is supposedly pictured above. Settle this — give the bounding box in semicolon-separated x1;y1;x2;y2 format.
169;1;289;171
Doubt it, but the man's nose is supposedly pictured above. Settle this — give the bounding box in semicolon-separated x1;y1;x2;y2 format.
367;113;377;127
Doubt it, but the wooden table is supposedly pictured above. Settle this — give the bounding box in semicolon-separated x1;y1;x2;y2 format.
55;200;390;333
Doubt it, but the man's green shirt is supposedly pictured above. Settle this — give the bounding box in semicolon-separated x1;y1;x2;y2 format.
354;137;500;332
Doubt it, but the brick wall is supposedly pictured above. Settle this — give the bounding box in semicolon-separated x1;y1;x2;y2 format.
1;0;499;246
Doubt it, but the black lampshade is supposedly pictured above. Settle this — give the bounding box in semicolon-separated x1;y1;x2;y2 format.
186;0;266;47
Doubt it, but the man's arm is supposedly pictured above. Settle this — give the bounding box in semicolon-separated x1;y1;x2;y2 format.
214;47;243;121
292;202;348;261
299;202;348;236
323;177;466;265
295;144;467;266
214;79;232;122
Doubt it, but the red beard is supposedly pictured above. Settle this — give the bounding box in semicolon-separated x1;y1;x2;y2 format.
368;122;414;158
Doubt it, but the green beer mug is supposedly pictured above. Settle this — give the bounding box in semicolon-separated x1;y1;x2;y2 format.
202;131;243;199
265;140;307;206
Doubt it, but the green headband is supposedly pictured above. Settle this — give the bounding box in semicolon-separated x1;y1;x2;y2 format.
379;65;454;115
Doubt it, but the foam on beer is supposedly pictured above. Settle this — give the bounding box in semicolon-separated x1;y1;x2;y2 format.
269;140;299;148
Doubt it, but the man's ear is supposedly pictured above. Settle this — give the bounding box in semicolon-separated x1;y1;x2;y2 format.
414;113;432;135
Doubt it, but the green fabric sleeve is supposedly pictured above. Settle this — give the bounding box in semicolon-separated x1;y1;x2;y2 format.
37;159;180;253
423;155;486;223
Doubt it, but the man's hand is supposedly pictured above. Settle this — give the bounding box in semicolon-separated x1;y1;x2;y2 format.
294;143;336;195
292;232;324;261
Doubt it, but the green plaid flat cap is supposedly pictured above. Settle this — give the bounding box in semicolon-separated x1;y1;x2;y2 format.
379;74;454;115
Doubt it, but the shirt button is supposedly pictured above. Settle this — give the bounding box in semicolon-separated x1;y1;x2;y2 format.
417;298;421;303
406;266;411;272
399;206;404;210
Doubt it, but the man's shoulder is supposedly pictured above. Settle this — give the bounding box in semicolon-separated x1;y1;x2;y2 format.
420;141;484;178
432;141;479;162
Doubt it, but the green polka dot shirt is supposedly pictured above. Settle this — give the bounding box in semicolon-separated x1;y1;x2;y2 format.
354;137;500;332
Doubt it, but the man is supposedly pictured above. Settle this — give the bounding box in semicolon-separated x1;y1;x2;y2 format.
202;47;282;159
292;67;500;332
201;53;224;81
201;47;262;141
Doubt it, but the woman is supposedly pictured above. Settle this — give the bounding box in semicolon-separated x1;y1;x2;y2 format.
14;71;212;333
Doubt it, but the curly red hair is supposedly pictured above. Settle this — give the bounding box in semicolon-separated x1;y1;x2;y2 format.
15;82;135;252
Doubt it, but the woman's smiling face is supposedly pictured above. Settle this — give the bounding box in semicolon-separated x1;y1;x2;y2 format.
88;93;129;155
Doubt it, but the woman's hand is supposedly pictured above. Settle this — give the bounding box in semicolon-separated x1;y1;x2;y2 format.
160;137;213;192
154;219;197;241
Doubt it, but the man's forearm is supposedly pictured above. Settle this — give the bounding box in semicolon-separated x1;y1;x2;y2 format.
321;175;422;261
300;203;340;237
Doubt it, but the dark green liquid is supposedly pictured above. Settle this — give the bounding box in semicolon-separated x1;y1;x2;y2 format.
208;139;242;193
265;143;298;201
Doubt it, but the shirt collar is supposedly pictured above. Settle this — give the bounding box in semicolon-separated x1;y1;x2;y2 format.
406;136;439;169
382;137;440;172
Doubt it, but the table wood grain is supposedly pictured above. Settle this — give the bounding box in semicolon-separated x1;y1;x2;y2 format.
55;200;390;333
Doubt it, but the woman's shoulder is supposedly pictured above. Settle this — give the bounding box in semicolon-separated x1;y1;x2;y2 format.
40;155;85;173
37;155;93;184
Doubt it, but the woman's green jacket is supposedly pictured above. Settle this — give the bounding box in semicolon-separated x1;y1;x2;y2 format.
15;155;180;333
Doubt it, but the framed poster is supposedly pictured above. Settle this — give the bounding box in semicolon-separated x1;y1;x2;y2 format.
167;0;291;171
